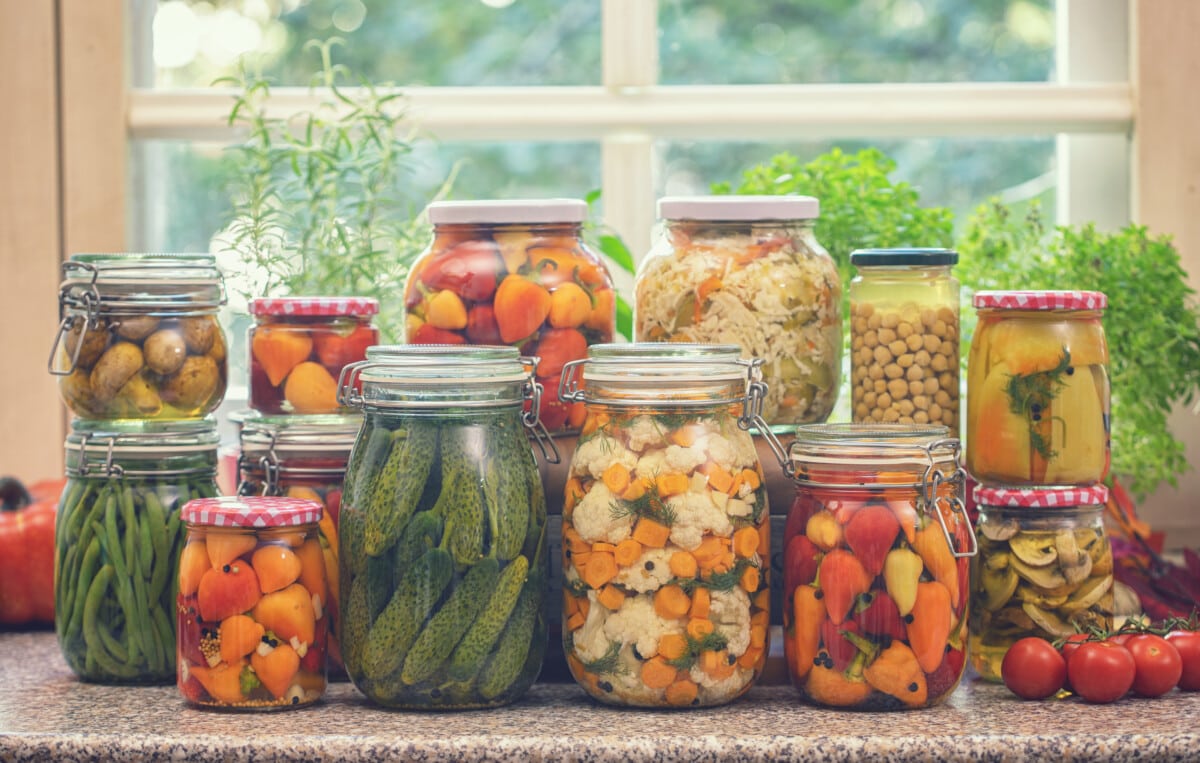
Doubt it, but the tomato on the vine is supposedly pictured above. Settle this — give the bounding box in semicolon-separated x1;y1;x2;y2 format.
1165;629;1200;691
1067;641;1136;704
1126;634;1182;697
1002;637;1066;700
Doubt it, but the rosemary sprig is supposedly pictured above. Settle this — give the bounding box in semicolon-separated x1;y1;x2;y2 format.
1005;349;1072;460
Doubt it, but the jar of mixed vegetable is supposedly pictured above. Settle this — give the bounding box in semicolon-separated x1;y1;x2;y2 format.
177;496;328;709
849;249;960;432
49;254;228;420
404;199;615;432
54;419;219;683
966;290;1110;485
247;297;379;415
335;346;554;708
236;412;360;676
556;344;772;707
635;196;842;428
778;424;976;709
969;485;1112;682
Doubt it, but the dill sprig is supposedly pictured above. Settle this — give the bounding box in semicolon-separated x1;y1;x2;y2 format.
1005;349;1072;460
565;576;589;598
670;559;757;595
582;641;625;675
609;483;678;527
665;631;730;671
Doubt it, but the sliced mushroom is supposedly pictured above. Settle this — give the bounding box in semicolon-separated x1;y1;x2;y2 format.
1090;538;1113;577
1068;609;1108;631
1060;574;1113;614
1023;601;1076;637
981;517;1021;541
980;565;1019;611
993;605;1036;631
984;551;1011;571
1016;587;1069;608
1074;528;1101;552
1010;555;1067;589
1111;581;1141;617
1056;530;1094;585
1009;533;1059;567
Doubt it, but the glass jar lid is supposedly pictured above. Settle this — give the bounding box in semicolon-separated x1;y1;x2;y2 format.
972;290;1107;311
59;253;226;313
236;412;360;458
181;496;323;528
249;296;379;317
65;418;220;477
787;423;959;485
426;198;587;225
559;343;755;405
850;248;959;267
657;195;819;221
974;484;1109;509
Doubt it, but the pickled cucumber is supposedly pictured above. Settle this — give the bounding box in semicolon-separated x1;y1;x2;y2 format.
392;510;444;588
446;555;529;681
363;423;437;556
477;580;541;700
361;548;453;682
400;556;499;685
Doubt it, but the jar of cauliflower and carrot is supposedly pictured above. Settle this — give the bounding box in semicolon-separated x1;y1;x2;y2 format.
635;196;842;428
557;344;771;708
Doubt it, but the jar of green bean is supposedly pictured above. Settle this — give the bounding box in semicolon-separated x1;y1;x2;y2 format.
55;419;220;683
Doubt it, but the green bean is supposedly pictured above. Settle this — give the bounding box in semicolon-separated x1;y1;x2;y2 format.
137;503;153;581
96;621;129;663
67;538;102;638
81;565;136;679
96;505;142;666
58;543;79;628
120;486;137;580
151;604;173;664
144;491;170;604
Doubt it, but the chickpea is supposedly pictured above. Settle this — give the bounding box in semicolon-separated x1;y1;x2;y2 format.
896;321;913;339
941;409;956;426
914;349;931;367
852;335;864;351
868;363;885;380
938;371;955;389
881;313;900;330
939;340;955;356
871;408;885;422
856;403;870;419
853;386;864;403
905;365;924;382
899;415;915;424
853;316;868;333
858;347;874;365
878;327;897;345
865;330;879;348
864;391;878;408
882;408;900;422
868;313;882;330
852;366;866;385
936;306;955;324
887;378;908;399
884;363;904;380
873;379;887;394
924;377;940;396
923;335;941;353
913;394;930;411
897;353;914;369
935;389;952;407
920;308;936;328
905;333;924;352
913;410;930;424
877;393;893;409
873;346;893;365
932;319;948;337
931;354;949;372
929;402;944;421
860;302;876;318
898;398;915;416
908;380;924;397
888;339;908;357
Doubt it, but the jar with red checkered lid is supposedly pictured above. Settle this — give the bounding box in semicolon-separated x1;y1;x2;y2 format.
176;495;328;709
966;290;1110;485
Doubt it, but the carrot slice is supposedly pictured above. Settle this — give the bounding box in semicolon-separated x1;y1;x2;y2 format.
601;463;631;495
583;551;618;590
686;617;714;641
656;472;689;497
732;527;759;558
641;657;678;689
653;584;691;619
613;539;643;567
596;584;626;611
632;518;670;548
658;633;688;660
690;587;711;619
669;551;698;578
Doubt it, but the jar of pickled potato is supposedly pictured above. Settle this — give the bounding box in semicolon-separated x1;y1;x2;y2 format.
557;344;772;708
969;485;1112;682
849;249;960;431
177;496;327;709
49;254;228;420
635;196;842;428
403;199;615;432
779;424;976;710
966;290;1110;485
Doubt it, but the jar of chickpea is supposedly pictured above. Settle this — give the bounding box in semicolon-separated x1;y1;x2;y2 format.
848;249;960;433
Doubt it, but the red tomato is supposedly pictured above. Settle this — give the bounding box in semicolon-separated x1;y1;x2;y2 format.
1058;633;1092;691
419;240;503;301
1001;637;1066;700
1165;630;1200;691
1067;641;1136;703
314;324;376;370
1126;634;1183;697
465;304;503;345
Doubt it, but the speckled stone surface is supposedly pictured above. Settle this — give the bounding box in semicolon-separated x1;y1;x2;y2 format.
2;630;1199;762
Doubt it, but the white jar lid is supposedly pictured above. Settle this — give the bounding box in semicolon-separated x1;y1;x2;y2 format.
657;195;819;221
426;198;587;225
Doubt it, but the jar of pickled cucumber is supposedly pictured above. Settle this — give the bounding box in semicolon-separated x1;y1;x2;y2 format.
969;484;1112;682
556;344;772;708
177;496;328;709
777;424;976;710
404;199;615;432
49;254;228;420
335;345;554;708
635;196;842;428
849;249;960;431
54;419;219;683
966;290;1110;485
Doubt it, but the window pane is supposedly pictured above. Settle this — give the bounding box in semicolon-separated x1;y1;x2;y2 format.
659;0;1056;84
138;0;601;88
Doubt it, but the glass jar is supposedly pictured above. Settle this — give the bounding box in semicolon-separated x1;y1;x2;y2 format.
236;412;359;676
778;424;976;710
248;296;379;415
403;199;615;432
966;290;1110;485
335;346;553;708
969;485;1113;682
635;196;842;428
54;419;219;683
849;249;960;432
49;253;228;420
177;496;328;709
556;344;771;708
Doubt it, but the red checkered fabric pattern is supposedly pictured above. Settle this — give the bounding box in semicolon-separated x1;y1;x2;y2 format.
972;290;1107;311
181;496;323;527
973;484;1109;508
249;296;379;317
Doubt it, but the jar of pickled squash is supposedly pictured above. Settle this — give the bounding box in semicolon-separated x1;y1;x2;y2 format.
49;254;228;420
248;297;379;415
404;199;615;432
335;346;553;709
55;419;219;683
556;344;771;708
635;196;842;428
969;484;1112;682
849;249;960;431
177;496;327;709
966;290;1110;485
778;424;976;710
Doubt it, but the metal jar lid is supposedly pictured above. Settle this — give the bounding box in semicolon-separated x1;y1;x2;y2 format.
65;418;220;477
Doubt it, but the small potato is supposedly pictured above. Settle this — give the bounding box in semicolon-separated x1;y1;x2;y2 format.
60;368;103;416
160;355;221;410
113;374;163;417
115;315;159;341
90;342;144;403
208;326;227;364
144;329;187;375
63;319;110;369
180;316;217;354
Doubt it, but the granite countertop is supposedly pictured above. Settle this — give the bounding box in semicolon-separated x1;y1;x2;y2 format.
2;630;1199;762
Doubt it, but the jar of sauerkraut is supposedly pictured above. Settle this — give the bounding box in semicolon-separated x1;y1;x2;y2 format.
635;196;842;428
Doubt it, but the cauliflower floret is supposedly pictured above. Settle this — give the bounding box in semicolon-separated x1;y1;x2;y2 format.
624;416;664;453
737;480;758;500
709;587;752;657
634;448;667;480
572;483;632;544
572;590;611;663
603;594;680;660
572;434;638;480
706;432;758;471
614;548;675;593
666;493;734;551
689;663;752;698
664;444;707;474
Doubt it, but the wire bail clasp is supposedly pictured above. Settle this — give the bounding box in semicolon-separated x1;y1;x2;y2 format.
736;358;792;478
520;355;560;464
921;438;977;559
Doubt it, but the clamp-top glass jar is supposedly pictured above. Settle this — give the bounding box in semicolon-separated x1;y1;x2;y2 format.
49;254;228;420
849;249;960;431
335;346;554;709
969;485;1113;682
635;196;842;427
54;419;220;683
556;344;772;708
404;199;616;432
966;290;1110;485
779;424;976;710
